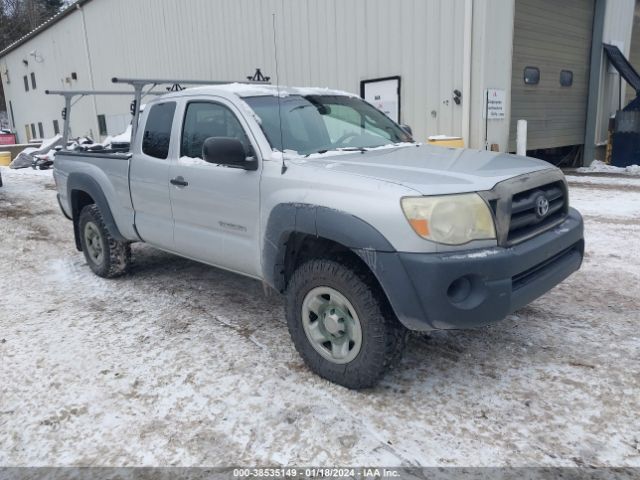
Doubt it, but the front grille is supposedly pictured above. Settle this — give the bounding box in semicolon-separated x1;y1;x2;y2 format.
507;181;567;244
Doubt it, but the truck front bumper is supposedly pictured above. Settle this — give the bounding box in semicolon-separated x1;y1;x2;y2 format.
375;208;584;331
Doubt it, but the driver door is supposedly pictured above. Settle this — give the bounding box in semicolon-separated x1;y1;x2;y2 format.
168;99;261;277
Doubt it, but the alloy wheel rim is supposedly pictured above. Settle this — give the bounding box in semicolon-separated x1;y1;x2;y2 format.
301;286;363;364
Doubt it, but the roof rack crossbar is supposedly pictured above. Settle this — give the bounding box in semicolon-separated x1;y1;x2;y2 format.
45;89;153;96
111;77;270;86
46;78;271;147
111;77;270;142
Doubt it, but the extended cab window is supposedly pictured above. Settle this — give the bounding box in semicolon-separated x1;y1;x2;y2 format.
142;102;176;159
181;102;251;158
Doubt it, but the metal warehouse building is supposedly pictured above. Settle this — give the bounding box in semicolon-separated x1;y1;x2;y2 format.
1;0;639;165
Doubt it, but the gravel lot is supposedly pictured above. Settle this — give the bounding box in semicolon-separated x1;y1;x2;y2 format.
1;167;639;467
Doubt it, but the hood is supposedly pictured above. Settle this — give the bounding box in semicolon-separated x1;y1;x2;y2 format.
290;144;556;195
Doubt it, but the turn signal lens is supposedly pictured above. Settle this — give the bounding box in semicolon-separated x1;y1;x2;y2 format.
409;218;430;237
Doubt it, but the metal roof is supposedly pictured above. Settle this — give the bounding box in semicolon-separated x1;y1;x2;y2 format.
0;0;94;57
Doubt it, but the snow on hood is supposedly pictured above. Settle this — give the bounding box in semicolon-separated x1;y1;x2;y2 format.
289;144;556;195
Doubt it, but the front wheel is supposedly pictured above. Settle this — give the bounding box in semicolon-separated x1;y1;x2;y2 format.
78;204;131;278
285;259;406;389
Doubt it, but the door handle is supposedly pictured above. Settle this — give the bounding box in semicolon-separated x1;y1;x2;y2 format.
170;176;188;187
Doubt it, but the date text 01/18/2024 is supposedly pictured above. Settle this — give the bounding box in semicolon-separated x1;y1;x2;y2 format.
232;468;400;478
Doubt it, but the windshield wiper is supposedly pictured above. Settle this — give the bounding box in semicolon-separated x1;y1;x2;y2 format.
304;149;329;157
303;146;371;157
337;147;368;153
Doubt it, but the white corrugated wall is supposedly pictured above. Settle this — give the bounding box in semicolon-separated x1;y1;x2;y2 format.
1;0;468;143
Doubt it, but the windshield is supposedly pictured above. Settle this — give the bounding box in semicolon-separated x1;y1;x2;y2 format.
244;94;412;155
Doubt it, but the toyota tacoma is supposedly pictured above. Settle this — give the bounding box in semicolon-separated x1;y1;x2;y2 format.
53;84;584;389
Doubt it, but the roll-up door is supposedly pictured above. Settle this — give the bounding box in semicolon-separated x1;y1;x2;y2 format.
509;0;595;151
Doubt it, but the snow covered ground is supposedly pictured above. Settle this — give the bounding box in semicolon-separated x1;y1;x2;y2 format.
0;167;639;467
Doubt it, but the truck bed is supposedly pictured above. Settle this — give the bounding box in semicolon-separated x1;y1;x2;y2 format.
54;150;139;242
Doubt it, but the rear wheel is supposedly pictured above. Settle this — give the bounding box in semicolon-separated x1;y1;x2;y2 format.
78;204;130;278
285;259;406;389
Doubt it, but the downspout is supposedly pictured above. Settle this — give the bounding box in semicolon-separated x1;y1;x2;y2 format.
462;0;473;147
584;0;607;166
77;2;99;139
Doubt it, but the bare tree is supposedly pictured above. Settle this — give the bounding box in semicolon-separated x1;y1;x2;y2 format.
0;0;66;113
0;0;66;51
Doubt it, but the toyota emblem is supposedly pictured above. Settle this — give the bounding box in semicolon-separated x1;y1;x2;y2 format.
535;195;550;218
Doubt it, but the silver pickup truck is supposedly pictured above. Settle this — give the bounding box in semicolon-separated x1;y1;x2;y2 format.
53;84;584;389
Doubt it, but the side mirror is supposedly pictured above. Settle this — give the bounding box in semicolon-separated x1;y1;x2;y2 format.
400;124;413;136
202;137;258;171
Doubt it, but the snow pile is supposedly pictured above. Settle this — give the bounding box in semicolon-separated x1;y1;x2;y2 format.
578;160;640;175
65;137;96;152
9;134;64;169
102;125;132;146
34;149;57;162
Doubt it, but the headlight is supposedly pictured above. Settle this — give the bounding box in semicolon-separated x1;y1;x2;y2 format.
401;193;496;245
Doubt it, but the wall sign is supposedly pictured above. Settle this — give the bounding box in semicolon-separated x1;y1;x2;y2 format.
360;76;401;123
484;88;506;119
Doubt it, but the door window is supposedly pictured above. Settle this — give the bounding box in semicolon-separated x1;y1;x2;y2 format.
181;102;251;159
142;102;177;159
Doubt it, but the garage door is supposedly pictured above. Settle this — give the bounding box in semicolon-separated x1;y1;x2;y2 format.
509;0;595;151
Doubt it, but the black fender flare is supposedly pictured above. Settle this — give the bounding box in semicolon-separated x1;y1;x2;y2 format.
262;203;394;291
67;172;127;250
262;203;430;330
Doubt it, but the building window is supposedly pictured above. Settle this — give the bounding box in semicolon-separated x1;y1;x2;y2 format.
30;123;36;138
97;115;107;136
560;70;573;87
53;120;60;135
23;75;29;92
25;124;31;141
142;102;177;159
30;72;36;90
38;122;44;138
524;67;540;85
